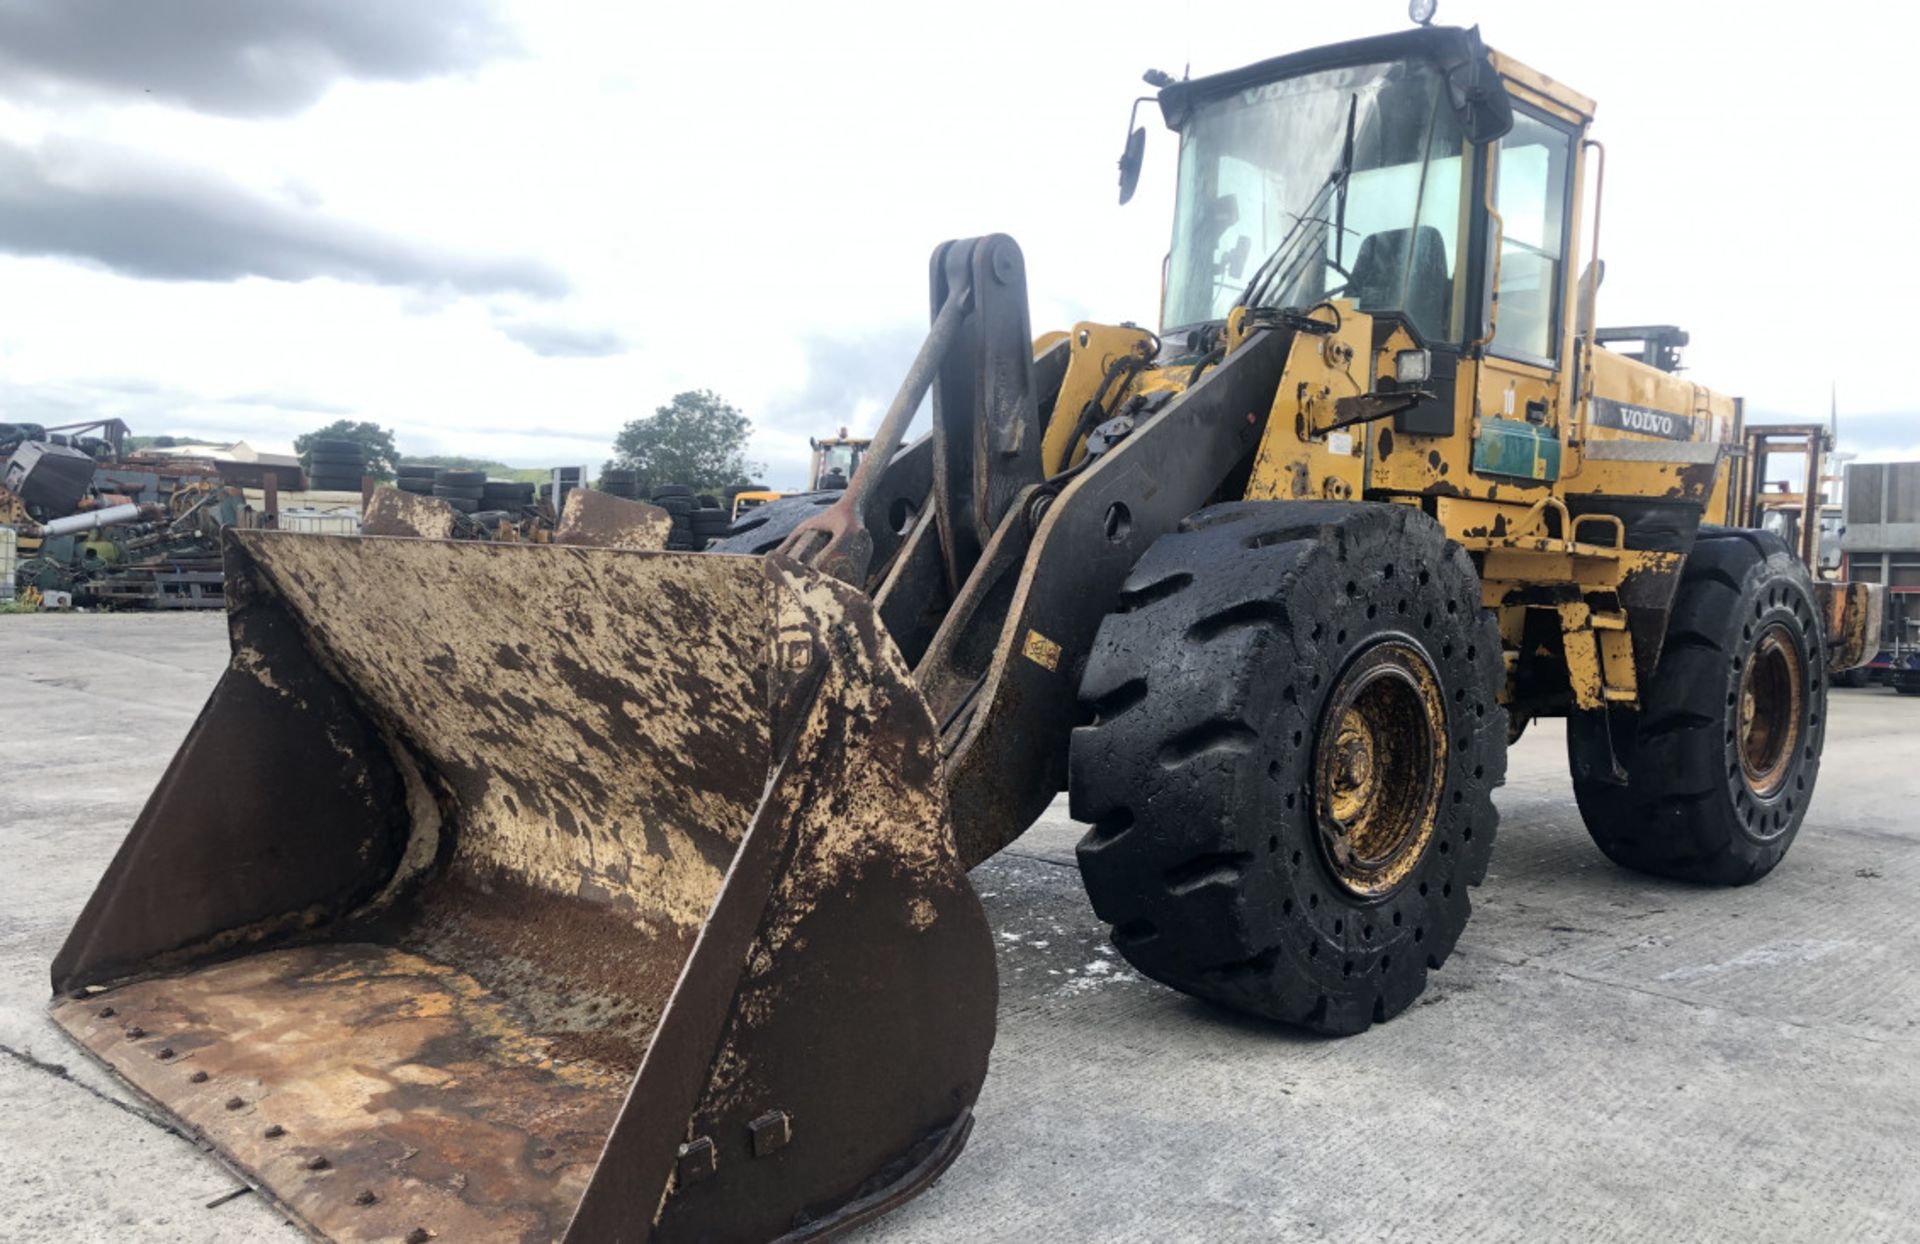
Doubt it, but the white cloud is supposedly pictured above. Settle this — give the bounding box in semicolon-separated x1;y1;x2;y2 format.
0;0;1916;487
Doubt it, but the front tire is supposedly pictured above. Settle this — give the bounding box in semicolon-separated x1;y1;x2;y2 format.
1569;528;1826;884
1069;502;1506;1035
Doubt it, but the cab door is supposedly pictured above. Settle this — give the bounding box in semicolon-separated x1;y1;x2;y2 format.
1470;104;1579;488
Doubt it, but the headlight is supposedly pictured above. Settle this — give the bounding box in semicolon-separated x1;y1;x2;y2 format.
1394;348;1432;386
1409;0;1438;25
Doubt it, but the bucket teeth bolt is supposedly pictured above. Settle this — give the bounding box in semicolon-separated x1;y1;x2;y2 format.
189;1070;210;1083
97;1006;115;1019
305;1155;331;1171
676;1136;717;1185
264;1125;286;1139
405;1230;433;1243
124;1026;145;1039
353;1190;378;1206
748;1110;793;1158
156;1047;175;1060
225;1097;246;1110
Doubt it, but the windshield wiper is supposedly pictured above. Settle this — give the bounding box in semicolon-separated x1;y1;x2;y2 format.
1333;91;1357;273
1237;91;1360;314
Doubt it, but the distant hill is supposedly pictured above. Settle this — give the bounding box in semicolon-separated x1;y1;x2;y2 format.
400;454;550;484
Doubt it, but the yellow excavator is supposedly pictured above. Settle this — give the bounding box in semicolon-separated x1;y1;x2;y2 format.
52;20;1879;1244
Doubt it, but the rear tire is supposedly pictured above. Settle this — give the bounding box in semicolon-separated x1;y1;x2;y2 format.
1569;528;1826;884
1069;501;1506;1035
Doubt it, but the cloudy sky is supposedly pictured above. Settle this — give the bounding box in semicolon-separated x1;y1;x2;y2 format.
1;0;1915;486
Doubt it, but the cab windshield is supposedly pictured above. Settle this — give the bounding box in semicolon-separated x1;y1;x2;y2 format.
1163;58;1470;343
816;442;862;486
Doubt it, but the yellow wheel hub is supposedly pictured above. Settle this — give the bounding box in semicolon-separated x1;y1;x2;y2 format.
1738;623;1803;799
1313;640;1448;899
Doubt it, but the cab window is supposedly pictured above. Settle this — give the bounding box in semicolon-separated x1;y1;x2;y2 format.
1490;108;1573;362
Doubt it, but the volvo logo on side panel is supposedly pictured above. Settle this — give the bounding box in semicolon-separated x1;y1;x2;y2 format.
1590;397;1696;441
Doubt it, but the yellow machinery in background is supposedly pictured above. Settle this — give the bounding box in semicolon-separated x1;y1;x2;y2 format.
1733;420;1839;573
52;19;1881;1244
729;429;872;520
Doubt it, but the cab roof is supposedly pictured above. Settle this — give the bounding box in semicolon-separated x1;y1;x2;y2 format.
1157;25;1594;130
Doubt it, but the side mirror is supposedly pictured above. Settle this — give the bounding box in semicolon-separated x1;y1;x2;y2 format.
1117;127;1146;205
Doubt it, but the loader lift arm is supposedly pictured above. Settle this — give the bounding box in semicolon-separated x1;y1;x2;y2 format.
782;235;1294;864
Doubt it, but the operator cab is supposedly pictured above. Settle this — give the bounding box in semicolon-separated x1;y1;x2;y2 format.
1155;26;1567;344
1147;26;1594;460
809;430;868;491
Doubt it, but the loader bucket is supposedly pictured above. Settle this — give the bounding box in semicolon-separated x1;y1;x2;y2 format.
50;528;996;1243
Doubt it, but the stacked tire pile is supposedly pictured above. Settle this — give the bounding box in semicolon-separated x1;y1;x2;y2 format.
395;464;439;495
599;468;639;499
431;469;486;514
651;485;730;550
476;480;536;525
305;438;367;492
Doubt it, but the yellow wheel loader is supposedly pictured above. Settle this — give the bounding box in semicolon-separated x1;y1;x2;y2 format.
52;22;1881;1243
728;431;875;523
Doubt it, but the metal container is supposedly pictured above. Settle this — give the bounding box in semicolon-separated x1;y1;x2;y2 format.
1843;461;1920;559
275;509;362;536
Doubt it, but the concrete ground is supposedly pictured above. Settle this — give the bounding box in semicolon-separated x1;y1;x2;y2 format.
2;612;1915;1242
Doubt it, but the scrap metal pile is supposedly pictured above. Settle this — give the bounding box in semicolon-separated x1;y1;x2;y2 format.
1;422;244;609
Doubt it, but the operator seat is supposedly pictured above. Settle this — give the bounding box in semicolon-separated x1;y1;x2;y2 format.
1349;225;1450;342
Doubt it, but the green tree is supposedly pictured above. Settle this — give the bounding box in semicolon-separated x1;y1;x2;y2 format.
295;420;400;480
611;390;763;495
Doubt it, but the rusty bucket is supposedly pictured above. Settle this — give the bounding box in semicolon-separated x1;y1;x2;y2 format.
50;529;996;1243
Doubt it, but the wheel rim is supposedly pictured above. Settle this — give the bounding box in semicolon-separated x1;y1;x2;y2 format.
1738;623;1803;799
1312;639;1448;899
